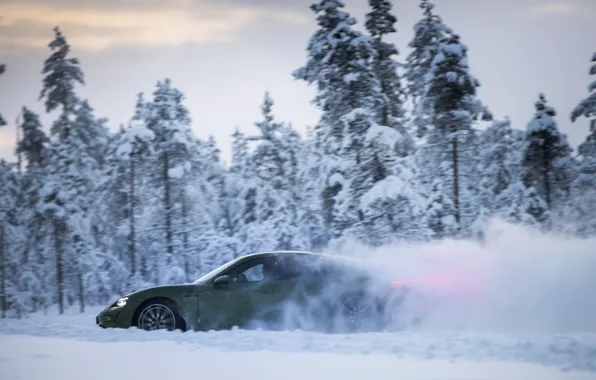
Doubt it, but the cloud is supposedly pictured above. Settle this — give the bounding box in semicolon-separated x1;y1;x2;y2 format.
524;0;596;17
0;0;309;52
0;126;16;158
532;2;575;14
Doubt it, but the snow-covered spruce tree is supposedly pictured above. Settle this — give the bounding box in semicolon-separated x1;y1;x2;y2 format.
71;100;110;167
493;182;549;228
230;128;259;227
104;93;155;290
39;27;84;139
44;100;111;312
364;0;413;157
419;32;492;238
243;93;307;251
572;125;596;235
471;117;525;234
188;135;242;274
570;52;596;236
404;0;452;138
143;79;194;284
522;93;575;230
38;26;86;314
294;0;389;242
296;129;328;250
17;108;49;172
123;94;154;282
0;160;22;317
15;107;51;312
571;52;596;128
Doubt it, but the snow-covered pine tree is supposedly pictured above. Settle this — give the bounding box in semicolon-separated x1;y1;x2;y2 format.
419;32;491;237
364;0;413;157
124;94;154;281
244;92;306;250
493;182;549;228
144;79;194;284
15;108;50;312
43;100;111;312
571;126;596;235
17;107;49;172
39;26;84;139
294;0;385;242
38;26;86;314
569;53;596;235
230;128;251;177
71;100;110;167
571;52;596;128
404;0;452;138
522;93;575;228
105;93;155;288
296;131;328;250
229;128;259;227
0;160;21;317
471;117;524;233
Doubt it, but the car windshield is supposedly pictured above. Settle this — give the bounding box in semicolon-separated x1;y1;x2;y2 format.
192;256;244;284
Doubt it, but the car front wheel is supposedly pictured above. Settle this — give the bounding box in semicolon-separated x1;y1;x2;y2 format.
136;300;184;332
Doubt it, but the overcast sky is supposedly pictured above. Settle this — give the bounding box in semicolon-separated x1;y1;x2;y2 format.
0;0;594;164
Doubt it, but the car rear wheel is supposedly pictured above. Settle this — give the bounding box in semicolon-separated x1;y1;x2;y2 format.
136;301;183;332
336;296;380;333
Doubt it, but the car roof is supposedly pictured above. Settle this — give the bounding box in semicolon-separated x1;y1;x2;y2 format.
242;251;362;266
242;250;323;259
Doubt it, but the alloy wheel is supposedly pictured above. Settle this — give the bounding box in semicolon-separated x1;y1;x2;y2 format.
339;296;378;332
138;304;177;331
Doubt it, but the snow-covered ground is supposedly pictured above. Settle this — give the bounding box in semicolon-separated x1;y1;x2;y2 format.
2;222;596;379
1;305;596;380
3;334;596;380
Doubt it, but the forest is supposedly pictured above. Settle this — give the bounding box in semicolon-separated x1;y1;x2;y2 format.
0;0;595;318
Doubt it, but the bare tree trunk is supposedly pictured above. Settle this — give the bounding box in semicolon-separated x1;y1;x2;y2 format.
15;114;22;175
542;145;551;208
182;194;189;282
129;154;137;276
78;271;84;313
163;152;173;263
54;219;65;315
451;130;460;232
0;223;6;318
541;144;552;231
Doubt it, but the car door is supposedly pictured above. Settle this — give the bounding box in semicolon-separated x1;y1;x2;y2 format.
198;257;279;329
257;254;333;329
225;258;278;328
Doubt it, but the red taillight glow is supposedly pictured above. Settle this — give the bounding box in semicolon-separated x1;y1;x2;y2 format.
391;276;449;286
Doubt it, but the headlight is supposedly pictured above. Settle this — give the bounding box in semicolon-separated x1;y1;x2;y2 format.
116;297;128;307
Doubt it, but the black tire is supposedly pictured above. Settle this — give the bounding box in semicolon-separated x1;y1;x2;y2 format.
333;295;382;333
134;299;186;332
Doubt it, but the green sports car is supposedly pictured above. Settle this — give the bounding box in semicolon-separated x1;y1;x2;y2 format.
96;250;411;333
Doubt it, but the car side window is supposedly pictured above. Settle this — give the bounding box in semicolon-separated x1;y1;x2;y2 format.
223;259;267;284
240;263;265;282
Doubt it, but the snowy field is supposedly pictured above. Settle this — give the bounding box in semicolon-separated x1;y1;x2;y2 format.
1;308;595;380
2;222;596;380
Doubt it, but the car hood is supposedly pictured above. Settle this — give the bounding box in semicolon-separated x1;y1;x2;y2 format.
124;283;199;300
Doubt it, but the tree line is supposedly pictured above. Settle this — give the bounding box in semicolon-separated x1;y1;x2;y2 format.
0;0;594;317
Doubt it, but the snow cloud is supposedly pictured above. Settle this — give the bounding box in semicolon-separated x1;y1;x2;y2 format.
0;0;309;52
320;220;596;334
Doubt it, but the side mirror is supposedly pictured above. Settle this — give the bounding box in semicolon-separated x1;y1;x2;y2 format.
213;275;230;289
